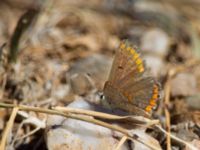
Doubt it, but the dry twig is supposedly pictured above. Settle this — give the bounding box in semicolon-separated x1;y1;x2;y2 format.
156;125;198;150
164;69;174;150
114;135;128;150
0;107;19;150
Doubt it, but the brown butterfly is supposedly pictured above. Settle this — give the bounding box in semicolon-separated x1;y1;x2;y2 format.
102;40;161;117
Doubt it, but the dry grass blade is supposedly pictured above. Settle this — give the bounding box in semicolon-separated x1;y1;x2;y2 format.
164;69;175;150
54;106;159;127
114;135;128;150
156;125;198;150
11;111;45;146
0;107;19;150
9;8;40;63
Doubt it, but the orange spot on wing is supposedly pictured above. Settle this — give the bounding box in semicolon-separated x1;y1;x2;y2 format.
136;58;142;65
120;41;145;74
150;99;156;105
138;65;144;72
145;105;152;112
124;92;132;103
145;84;160;112
120;43;126;49
133;53;139;60
153;93;158;99
127;47;133;53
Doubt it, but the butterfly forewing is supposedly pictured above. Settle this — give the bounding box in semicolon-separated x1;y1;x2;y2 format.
108;49;127;83
108;41;145;83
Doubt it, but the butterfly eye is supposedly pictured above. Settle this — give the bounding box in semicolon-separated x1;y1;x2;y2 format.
100;94;104;100
97;92;104;100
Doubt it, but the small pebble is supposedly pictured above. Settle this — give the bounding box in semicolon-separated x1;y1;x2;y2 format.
141;28;169;56
170;73;197;97
46;99;129;150
143;55;165;77
67;54;112;90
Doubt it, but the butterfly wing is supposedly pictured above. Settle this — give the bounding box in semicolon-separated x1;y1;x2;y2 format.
108;40;145;84
103;81;150;117
103;40;160;115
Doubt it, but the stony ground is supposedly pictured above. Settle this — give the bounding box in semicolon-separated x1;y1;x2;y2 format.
0;0;200;150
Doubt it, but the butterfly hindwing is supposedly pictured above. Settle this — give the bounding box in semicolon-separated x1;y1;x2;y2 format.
104;81;150;117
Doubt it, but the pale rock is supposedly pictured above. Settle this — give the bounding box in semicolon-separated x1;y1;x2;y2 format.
170;73;197;97
46;99;128;150
67;54;112;90
143;55;165;77
141;28;169;56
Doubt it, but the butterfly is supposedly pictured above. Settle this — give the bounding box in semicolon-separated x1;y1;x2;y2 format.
102;40;161;117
